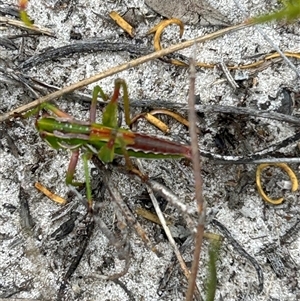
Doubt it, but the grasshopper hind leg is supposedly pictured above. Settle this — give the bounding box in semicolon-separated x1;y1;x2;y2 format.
66;149;82;186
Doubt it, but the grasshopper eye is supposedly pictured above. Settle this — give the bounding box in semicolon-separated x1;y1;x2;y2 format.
39;131;47;139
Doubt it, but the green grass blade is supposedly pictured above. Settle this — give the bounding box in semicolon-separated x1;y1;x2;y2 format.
206;241;221;301
253;0;300;24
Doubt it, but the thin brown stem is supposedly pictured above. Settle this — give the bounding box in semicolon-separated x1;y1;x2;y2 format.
185;58;205;301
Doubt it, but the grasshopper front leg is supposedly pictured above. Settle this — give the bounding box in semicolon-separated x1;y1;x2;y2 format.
101;78;130;129
93;79;131;163
94;80;146;179
85;80;130;209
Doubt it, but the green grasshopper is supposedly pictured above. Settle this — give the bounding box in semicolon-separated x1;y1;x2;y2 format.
31;79;192;212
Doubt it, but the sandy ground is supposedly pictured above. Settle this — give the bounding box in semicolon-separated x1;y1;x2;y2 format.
1;0;300;300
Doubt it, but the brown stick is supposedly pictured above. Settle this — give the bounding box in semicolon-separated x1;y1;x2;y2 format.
0;21;252;122
185;58;205;301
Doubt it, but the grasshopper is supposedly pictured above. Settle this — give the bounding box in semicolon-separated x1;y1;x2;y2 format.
32;79;192;212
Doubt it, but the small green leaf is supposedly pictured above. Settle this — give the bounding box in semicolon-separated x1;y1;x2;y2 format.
20;10;33;26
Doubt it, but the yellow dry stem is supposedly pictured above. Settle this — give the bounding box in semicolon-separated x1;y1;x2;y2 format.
148;19;300;70
147;18;187;66
256;163;298;205
131;109;191;134
150;109;190;128
135;208;172;225
144;113;170;133
35;182;67;205
109;11;135;38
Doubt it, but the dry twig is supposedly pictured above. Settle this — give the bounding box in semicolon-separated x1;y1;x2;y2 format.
0;16;54;36
0;21;252;122
185;58;205;301
136;160;202;300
